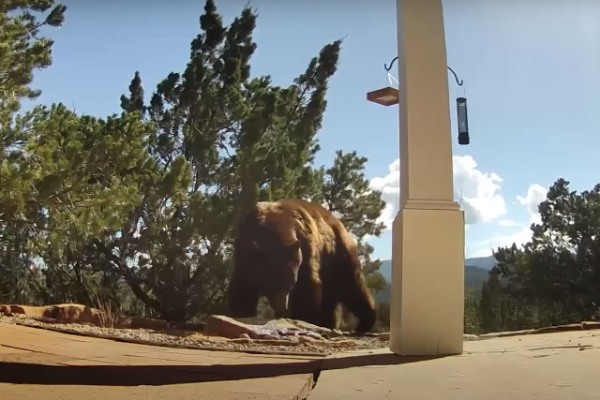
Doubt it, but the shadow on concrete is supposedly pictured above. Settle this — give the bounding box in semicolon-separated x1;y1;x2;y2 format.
0;353;445;386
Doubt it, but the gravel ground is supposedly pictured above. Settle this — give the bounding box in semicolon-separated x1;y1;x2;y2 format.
0;314;389;357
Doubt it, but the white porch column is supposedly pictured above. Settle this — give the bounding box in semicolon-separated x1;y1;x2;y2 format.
389;0;465;356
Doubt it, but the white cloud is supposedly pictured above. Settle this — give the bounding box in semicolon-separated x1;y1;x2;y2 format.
370;155;507;229
517;183;547;224
369;159;401;230
471;184;549;257
497;219;519;227
470;247;498;258
469;227;533;257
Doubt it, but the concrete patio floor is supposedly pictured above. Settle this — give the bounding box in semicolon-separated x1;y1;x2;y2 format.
0;323;320;400
310;328;600;399
1;322;599;399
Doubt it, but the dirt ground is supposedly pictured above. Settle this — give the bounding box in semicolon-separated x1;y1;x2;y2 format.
0;303;389;357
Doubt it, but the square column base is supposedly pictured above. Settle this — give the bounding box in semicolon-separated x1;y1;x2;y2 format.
389;203;465;356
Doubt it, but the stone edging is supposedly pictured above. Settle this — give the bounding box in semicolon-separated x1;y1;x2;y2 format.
11;316;600;357
473;321;600;340
13;319;330;358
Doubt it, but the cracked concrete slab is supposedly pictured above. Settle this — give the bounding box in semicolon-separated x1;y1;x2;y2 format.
0;323;318;400
309;330;600;399
3;321;600;399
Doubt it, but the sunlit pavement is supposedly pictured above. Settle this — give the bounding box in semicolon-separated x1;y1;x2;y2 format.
2;322;599;400
310;329;600;399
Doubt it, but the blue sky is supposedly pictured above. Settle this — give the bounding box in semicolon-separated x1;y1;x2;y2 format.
26;0;600;260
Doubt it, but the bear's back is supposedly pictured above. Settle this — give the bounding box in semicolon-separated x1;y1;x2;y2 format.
271;199;341;230
254;199;351;251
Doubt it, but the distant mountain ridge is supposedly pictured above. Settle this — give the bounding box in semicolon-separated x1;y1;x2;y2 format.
464;256;497;271
374;256;496;304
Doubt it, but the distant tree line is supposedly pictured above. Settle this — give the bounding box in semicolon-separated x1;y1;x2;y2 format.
464;178;600;334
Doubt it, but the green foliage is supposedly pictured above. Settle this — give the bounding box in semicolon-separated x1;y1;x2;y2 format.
316;150;387;292
1;0;67;223
0;0;62;302
0;1;66;127
463;291;481;334
0;0;150;310
0;103;154;306
93;0;352;322
476;178;600;333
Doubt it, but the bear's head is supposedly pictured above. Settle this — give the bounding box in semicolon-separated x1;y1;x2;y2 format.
249;235;302;316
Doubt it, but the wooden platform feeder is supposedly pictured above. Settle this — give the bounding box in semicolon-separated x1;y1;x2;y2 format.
366;86;399;106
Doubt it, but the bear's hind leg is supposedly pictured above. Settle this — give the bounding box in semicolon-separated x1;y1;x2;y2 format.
338;271;377;333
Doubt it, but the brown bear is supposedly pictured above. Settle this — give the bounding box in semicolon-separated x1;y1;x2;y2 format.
228;198;377;333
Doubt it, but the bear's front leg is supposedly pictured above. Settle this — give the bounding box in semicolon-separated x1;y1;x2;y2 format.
227;274;260;318
267;291;291;319
319;286;341;330
287;257;323;326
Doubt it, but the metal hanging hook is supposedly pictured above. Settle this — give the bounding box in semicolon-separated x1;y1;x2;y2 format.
384;56;464;86
383;56;398;72
446;66;464;87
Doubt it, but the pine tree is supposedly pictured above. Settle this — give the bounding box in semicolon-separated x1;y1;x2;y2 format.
0;0;389;323
0;1;66;129
316;150;387;290
0;1;66;303
89;0;385;322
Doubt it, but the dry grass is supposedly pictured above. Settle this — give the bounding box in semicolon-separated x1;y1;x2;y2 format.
93;296;124;328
